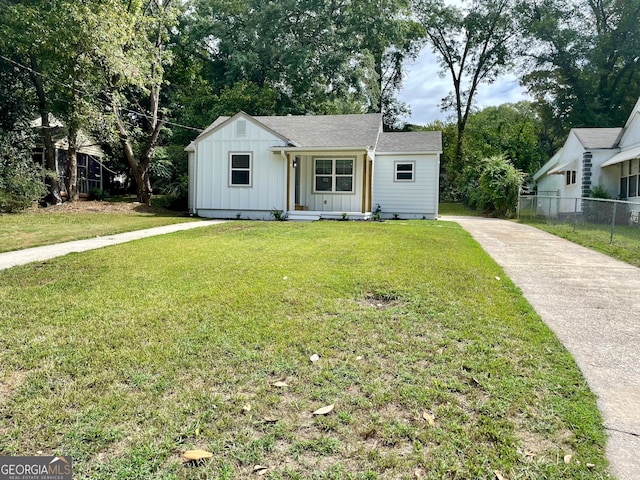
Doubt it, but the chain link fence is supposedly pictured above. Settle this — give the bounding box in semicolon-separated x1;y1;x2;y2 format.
518;194;640;245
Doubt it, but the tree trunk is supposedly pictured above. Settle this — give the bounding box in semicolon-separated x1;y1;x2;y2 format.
29;55;62;205
111;98;153;205
66;124;79;201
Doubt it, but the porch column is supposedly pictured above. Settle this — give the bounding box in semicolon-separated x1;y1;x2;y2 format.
361;151;367;213
286;153;291;211
367;156;373;212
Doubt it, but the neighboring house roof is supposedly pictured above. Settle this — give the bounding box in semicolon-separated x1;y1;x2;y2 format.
376;131;442;153
602;144;640;167
533;149;563;181
198;111;382;149
572;128;622;149
31;114;104;157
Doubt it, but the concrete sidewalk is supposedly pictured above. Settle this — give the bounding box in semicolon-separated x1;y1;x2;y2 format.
0;220;226;271
445;216;640;480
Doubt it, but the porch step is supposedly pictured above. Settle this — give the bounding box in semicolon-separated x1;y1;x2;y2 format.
287;212;320;222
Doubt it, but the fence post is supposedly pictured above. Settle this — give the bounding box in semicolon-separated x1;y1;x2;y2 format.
573;198;578;233
610;201;617;244
531;196;536;218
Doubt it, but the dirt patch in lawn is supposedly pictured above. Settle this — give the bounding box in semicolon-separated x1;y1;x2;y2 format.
26;200;178;216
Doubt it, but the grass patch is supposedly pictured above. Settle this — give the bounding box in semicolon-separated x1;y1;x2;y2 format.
0;201;197;253
0;221;609;479
520;218;640;268
438;202;478;216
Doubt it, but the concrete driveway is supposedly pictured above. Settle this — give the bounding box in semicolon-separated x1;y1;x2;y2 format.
446;216;640;480
0;220;225;271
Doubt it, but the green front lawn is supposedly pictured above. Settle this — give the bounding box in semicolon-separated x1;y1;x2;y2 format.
0;221;609;479
0;203;197;253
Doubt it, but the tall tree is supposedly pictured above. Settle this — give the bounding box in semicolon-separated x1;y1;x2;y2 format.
90;0;179;205
413;0;517;167
184;0;419;125
0;58;46;212
517;0;640;129
0;1;64;204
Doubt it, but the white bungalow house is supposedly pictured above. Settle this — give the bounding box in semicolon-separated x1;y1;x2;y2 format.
533;96;640;214
185;112;442;220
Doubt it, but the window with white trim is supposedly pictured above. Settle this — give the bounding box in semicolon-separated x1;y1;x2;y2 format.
565;170;577;186
620;159;639;198
395;162;415;181
314;158;354;193
229;153;252;186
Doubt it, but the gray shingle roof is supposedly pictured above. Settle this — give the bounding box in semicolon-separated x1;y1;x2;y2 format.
376;131;442;153
572;128;622;149
199;112;382;148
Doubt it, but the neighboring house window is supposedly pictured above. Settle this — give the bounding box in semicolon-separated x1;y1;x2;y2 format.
395;162;415;181
229;153;252;186
620;159;639;198
314;158;354;193
565;170;577;186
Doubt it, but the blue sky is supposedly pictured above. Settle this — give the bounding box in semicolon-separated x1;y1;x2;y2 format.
397;45;530;126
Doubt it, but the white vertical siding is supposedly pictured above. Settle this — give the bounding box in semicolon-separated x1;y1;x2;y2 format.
296;152;365;212
372;154;439;219
195;118;287;216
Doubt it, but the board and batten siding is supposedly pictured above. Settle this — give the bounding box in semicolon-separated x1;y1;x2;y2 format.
372;153;439;219
194;118;288;218
295;152;366;212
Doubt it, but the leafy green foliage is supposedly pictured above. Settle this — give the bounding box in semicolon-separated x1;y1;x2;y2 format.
0;57;46;212
517;0;640;130
463;154;526;217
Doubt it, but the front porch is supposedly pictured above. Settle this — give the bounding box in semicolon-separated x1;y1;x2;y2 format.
283;149;374;217
287;210;372;222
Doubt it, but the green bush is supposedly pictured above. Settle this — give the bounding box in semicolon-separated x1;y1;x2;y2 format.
0;131;47;213
462;154;525;217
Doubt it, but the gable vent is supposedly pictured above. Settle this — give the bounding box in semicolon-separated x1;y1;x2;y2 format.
236;120;247;136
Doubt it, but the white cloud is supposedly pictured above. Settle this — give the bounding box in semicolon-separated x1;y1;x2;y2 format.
397;47;531;126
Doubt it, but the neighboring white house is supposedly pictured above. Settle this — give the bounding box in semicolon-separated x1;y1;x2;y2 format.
533;96;640;214
185;112;442;220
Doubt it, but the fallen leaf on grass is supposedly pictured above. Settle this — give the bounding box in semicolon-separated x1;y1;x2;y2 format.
183;450;213;461
310;354;320;363
253;465;270;475
422;411;435;425
493;470;507;480
272;381;288;388
262;416;278;424
242;403;251;413
586;463;595;468
564;454;573;464
313;404;335;415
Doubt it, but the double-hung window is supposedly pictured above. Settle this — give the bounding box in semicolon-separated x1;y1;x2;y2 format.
314;158;354;193
620;159;639;198
395;162;415;181
229;153;252;186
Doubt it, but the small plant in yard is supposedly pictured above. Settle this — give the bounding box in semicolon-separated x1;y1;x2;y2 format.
236;212;241;219
341;212;348;221
0;222;609;478
270;208;288;221
372;204;382;221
